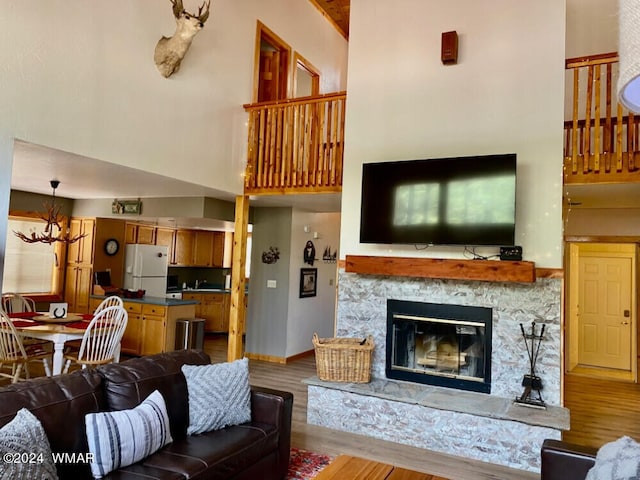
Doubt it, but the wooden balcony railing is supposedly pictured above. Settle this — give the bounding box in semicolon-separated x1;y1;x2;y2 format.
243;92;346;194
564;52;640;184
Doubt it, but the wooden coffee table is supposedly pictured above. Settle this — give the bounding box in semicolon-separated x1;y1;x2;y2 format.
314;455;449;480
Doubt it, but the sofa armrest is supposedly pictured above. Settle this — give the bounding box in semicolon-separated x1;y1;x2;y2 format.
541;439;597;480
250;386;294;476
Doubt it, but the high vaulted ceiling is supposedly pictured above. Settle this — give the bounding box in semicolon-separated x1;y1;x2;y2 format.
312;0;350;39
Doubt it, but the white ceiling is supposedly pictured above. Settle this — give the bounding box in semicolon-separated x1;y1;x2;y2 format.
10;139;342;213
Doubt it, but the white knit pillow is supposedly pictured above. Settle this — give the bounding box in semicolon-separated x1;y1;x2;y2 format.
586;436;640;480
85;390;172;478
182;358;251;435
0;408;58;480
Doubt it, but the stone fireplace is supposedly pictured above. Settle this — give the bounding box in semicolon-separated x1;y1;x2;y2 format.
387;299;492;393
305;263;569;473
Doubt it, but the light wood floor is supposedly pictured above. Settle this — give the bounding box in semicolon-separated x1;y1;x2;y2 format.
204;335;537;480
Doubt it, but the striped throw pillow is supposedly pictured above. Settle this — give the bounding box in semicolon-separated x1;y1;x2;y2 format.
85;390;172;478
182;358;251;435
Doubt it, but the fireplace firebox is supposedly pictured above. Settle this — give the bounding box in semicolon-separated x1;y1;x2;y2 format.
386;300;492;393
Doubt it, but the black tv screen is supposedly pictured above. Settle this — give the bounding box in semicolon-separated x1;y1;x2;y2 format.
360;153;516;246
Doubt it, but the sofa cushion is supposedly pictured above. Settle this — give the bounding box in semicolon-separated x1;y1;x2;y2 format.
114;420;279;479
0;368;104;479
182;358;251;435
86;390;173;478
585;436;640;480
0;408;59;480
97;350;210;440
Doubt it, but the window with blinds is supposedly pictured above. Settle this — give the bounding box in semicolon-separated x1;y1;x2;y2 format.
3;218;57;293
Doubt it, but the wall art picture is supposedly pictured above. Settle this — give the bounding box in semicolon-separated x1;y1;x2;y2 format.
299;268;317;298
303;240;316;266
261;246;280;264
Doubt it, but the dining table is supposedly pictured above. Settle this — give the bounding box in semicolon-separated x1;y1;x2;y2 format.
9;312;121;376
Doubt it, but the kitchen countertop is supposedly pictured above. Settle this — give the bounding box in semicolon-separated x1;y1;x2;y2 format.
91;294;198;306
178;288;249;294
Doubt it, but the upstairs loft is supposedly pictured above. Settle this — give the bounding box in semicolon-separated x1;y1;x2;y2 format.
564;52;640;185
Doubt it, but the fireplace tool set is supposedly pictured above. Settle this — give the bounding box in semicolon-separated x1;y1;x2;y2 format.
514;321;546;409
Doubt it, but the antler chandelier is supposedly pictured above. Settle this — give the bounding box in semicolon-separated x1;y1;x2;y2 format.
14;180;87;245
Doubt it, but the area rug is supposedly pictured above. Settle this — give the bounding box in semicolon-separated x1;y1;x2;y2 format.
286;447;333;479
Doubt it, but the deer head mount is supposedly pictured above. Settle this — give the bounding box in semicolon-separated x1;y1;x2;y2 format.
154;0;211;78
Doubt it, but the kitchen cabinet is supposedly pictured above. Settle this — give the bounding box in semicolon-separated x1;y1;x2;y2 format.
183;292;230;332
194;231;214;267
125;223;155;244
120;302;143;355
67;218;95;265
136;225;156;245
155;228;176;263
90;298;196;356
174;230;195;265
65;265;93;313
64;218;95;313
140;304;166;356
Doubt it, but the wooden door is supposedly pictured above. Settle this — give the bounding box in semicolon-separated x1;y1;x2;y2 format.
568;243;637;376
155;228;176;264
174;230;195;265
194;231;214;266
136;225;155;245
254;21;290;103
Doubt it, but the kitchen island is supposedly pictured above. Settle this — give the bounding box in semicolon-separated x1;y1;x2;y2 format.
90;295;197;356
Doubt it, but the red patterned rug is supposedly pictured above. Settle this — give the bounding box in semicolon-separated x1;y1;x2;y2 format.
286;447;333;479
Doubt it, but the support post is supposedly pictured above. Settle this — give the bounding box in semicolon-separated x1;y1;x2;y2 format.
228;195;250;362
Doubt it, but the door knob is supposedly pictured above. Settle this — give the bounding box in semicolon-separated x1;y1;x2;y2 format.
622;321;630;326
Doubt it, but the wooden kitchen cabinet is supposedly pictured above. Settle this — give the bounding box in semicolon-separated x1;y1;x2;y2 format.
125;223;138;244
183;292;229;332
174;230;195;265
67;218;95;265
64;265;93;313
136;225;156;245
140;304;166;356
155;227;176;263
120;302;143;355
194;231;214;267
90;298;196;356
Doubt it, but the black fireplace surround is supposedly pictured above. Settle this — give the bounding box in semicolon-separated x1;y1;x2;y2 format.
386;299;492;393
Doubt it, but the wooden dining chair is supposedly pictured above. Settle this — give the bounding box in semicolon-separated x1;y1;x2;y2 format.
0;310;52;383
1;292;36;314
62;306;128;374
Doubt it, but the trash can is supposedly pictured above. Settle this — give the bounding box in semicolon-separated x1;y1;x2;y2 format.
175;318;205;351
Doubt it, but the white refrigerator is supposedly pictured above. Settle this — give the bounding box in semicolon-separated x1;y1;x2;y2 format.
123;244;169;297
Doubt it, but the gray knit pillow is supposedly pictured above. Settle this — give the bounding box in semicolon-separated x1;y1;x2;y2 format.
182;358;251;435
0;408;58;480
586;436;640;480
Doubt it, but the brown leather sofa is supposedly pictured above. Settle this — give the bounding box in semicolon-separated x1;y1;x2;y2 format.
0;350;293;479
541;439;597;480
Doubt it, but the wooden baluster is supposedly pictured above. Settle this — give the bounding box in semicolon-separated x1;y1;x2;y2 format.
264;107;274;187
337;98;346;187
277;107;285;187
257;109;266;188
329;99;340;186
245;110;257;189
571;68;579;175
604;63;613;172
593;65;601;172
630;112;636;171
584;65;594;173
616;103;623;171
282;105;291;188
297;104;306;187
292;104;300;187
313;101;323;187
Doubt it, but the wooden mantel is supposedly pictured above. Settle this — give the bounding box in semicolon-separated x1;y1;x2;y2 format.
345;255;536;283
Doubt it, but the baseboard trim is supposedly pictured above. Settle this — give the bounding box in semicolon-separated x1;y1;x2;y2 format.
245;349;315;364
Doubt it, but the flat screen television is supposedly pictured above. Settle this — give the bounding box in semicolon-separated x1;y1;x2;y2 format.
359;153;516;246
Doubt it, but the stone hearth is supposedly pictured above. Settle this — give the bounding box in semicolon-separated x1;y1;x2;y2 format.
305;268;566;472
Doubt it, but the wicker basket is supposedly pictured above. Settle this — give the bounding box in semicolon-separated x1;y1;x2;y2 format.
312;333;374;383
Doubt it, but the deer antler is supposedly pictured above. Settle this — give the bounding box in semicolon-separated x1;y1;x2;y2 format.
170;0;184;19
196;0;210;24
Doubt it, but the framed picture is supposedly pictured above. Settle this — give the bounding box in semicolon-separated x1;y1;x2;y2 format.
299;268;317;298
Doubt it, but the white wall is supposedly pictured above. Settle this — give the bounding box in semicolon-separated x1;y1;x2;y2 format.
286;211;340;356
565;208;640;236
566;0;618;58
0;0;348;280
339;0;566;268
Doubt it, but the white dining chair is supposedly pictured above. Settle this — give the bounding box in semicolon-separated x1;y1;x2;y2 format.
0;310;52;382
62;306;128;374
1;292;36;314
93;295;124;315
